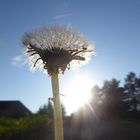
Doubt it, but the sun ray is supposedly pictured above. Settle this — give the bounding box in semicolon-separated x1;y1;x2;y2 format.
62;74;93;115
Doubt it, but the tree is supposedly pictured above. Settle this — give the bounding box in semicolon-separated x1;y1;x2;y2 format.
47;101;54;118
22;25;94;140
37;104;48;115
37;101;54;118
37;101;66;119
96;79;127;119
89;85;102;118
90;85;101;104
124;72;140;112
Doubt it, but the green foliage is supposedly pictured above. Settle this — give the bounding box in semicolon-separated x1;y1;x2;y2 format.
37;101;66;118
0;115;53;140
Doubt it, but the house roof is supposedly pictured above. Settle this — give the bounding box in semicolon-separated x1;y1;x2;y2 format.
0;100;31;118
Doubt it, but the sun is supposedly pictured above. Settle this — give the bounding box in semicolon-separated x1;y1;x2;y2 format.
62;74;93;115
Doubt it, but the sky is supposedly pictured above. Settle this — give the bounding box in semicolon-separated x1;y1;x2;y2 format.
0;0;140;113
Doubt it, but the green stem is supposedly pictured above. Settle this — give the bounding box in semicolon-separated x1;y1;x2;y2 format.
51;73;64;140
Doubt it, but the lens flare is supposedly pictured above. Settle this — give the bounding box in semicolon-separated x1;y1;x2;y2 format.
62;74;93;115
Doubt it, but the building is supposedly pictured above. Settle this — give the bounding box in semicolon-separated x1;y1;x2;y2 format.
0;100;31;118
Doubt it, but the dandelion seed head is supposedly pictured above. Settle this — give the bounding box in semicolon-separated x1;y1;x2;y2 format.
22;25;94;75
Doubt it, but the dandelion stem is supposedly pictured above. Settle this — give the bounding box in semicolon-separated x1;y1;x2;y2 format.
51;73;63;140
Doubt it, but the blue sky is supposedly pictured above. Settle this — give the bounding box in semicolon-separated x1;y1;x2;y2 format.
0;0;140;113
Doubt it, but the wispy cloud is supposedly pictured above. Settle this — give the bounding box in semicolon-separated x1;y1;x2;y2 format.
53;12;72;19
11;55;25;68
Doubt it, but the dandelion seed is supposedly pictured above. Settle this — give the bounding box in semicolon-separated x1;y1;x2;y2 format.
22;25;94;75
